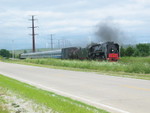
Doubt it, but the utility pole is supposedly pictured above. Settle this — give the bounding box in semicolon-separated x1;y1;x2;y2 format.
12;40;15;59
58;39;60;49
29;15;38;52
50;34;53;50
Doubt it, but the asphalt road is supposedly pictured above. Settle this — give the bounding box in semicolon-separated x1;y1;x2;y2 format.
0;62;150;113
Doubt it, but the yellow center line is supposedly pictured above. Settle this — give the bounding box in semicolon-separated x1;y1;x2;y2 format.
121;85;150;91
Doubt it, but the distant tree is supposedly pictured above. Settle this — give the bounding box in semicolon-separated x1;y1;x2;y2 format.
125;46;134;56
136;44;149;56
23;50;27;53
0;49;11;58
133;49;140;57
148;44;150;55
120;46;126;57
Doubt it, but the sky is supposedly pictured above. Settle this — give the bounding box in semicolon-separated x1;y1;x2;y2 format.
0;0;150;50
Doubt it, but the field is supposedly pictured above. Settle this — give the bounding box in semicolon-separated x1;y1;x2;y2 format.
0;74;108;113
3;56;150;80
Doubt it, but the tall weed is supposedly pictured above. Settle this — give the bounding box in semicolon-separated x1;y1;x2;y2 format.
24;57;150;74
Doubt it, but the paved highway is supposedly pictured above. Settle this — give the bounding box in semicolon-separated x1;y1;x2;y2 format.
0;62;150;113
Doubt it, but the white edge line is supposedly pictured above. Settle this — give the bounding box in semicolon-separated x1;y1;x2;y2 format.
0;72;130;113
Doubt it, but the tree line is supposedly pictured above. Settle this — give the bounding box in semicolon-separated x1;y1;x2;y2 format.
0;49;11;58
0;43;149;58
120;43;150;57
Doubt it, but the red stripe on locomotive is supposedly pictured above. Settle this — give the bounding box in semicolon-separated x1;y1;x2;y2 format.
108;53;119;61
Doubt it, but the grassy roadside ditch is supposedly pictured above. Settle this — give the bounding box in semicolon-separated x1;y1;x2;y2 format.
2;57;150;80
0;74;109;113
0;90;9;113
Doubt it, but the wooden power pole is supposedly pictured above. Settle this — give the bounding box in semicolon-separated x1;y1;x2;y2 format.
51;34;53;50
29;15;38;52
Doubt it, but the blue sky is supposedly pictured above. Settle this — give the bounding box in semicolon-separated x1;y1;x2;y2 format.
0;0;150;50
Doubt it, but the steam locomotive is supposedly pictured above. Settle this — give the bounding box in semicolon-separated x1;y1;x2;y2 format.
20;42;119;61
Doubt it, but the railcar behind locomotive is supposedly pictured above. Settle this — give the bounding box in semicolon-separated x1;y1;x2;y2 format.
20;50;62;59
20;41;119;61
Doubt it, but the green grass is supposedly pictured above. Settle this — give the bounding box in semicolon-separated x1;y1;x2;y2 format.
0;88;9;113
21;57;150;74
0;106;9;113
2;57;150;80
0;74;108;113
119;57;150;74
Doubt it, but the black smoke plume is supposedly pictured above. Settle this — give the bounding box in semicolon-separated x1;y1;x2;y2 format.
95;20;123;44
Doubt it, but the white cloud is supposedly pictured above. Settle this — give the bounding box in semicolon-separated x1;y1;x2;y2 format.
49;27;78;34
42;19;97;28
131;0;150;4
0;0;150;49
116;20;145;26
